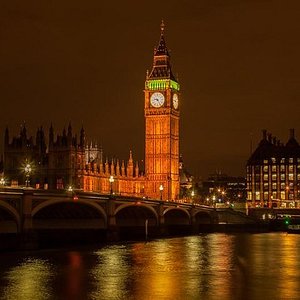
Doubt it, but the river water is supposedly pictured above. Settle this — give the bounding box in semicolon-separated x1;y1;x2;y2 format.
0;233;299;300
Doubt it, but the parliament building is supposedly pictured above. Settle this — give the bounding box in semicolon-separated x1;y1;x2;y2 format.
1;23;181;201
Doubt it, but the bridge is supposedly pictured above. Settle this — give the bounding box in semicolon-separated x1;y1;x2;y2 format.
0;188;218;245
0;188;258;248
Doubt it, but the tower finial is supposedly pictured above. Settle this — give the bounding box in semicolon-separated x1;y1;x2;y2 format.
160;19;165;35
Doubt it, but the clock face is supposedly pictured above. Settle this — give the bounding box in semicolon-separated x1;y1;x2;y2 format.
150;92;165;108
173;94;179;109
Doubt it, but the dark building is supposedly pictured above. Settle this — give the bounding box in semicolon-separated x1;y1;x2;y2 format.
2;124;86;189
201;172;246;206
246;129;300;208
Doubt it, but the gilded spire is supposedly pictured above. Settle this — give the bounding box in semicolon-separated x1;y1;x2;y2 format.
148;20;176;80
160;19;165;35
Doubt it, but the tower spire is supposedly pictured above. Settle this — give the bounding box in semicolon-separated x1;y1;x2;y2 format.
160;19;165;35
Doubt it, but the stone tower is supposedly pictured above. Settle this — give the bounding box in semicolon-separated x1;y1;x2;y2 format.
144;21;180;200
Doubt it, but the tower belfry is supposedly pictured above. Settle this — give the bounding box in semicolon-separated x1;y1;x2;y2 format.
144;22;180;200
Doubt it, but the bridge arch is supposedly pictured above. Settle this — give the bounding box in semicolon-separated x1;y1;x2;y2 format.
32;198;107;222
115;203;158;239
193;210;213;224
163;207;191;219
32;198;107;230
0;200;20;232
163;207;191;225
115;203;158;221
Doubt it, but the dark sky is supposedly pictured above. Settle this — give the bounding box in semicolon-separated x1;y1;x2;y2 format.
1;0;300;179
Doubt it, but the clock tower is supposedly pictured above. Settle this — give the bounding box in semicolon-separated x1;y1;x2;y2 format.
144;21;180;201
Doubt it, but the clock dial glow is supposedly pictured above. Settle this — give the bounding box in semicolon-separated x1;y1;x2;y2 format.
173;94;179;109
150;92;165;108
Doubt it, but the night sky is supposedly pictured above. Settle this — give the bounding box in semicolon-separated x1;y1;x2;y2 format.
1;0;300;179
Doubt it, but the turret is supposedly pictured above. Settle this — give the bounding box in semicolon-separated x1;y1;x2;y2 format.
116;160;120;176
67;123;72;146
49;124;54;148
80;126;85;149
127;150;134;177
135;161;139;177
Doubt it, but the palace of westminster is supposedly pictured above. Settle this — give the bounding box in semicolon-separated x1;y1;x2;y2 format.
0;23;183;201
1;22;300;206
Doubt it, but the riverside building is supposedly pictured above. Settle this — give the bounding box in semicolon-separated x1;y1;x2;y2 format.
246;129;300;208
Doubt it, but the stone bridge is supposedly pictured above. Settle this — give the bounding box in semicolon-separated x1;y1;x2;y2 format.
0;188;219;242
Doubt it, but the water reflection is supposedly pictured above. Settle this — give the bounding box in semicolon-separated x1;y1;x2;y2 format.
0;233;300;299
2;258;52;300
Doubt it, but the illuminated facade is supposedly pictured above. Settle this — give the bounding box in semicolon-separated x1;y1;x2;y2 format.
1;23;180;200
144;21;180;200
246;129;300;207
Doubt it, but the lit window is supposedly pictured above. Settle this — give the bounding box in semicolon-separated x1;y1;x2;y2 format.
272;192;277;199
247;192;252;200
280;165;285;172
289;165;294;172
281;183;285;190
289;158;294;163
263;160;268;164
280;158;285;163
281;191;285;200
271;158;276;164
264;174;268;181
272;174;277;181
281;174;285;181
272;166;276;172
263;166;268;172
255;192;260;200
264;192;269;200
272;183;277;190
297;174;300;180
289;174;294;181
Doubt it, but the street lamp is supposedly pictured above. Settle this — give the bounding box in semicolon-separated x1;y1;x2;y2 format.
24;163;32;187
109;175;114;195
191;190;195;204
159;184;164;200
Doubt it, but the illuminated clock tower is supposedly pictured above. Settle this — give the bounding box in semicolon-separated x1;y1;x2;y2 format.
144;21;180;201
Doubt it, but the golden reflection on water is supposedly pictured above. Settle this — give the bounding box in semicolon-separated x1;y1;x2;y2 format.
90;246;130;300
1;233;300;299
3;258;52;300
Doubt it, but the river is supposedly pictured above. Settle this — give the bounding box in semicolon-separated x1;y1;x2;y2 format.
0;233;299;299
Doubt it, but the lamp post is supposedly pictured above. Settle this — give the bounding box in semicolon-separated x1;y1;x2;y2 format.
159;184;164;201
191;190;195;204
24;162;32;187
109;175;114;195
